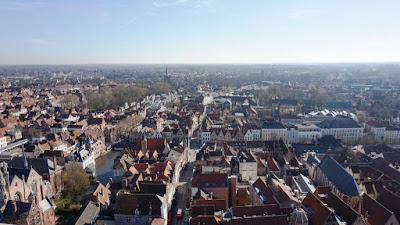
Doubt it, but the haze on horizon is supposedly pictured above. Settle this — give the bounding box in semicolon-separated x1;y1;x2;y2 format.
1;0;400;65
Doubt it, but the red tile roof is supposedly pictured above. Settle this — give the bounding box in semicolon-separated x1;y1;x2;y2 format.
302;192;332;225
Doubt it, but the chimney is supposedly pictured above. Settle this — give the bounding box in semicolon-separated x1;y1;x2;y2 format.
230;176;237;207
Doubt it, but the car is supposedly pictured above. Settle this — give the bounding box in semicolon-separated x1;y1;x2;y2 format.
177;208;183;219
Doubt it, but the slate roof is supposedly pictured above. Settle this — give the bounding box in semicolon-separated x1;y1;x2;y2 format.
3;200;31;221
7;167;31;182
8;157;57;175
261;121;286;129
326;101;352;110
317;118;360;129
318;155;361;196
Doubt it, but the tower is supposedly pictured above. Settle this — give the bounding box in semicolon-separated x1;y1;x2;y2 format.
0;162;10;204
290;207;308;225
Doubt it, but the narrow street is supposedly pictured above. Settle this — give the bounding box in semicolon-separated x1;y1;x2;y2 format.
171;160;195;225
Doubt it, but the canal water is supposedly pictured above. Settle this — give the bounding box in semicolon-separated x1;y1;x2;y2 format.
95;151;122;185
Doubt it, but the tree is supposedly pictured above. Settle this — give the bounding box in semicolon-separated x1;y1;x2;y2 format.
150;82;173;94
22;127;42;139
335;147;360;164
64;166;90;203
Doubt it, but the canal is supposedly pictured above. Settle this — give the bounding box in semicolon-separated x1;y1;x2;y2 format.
95;151;122;185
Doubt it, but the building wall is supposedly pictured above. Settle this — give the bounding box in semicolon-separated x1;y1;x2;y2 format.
320;128;363;141
115;214;152;225
239;162;257;181
261;129;287;141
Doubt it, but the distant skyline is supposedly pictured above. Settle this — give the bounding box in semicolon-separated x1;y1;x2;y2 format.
1;0;400;64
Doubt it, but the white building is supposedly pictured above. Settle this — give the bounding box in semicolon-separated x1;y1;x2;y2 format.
236;151;258;181
365;121;386;138
66;149;96;176
0;135;7;148
201;128;211;143
384;126;400;143
316;118;363;142
261;121;287;141
296;123;322;143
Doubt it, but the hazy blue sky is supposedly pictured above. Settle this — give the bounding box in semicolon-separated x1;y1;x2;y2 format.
1;0;399;64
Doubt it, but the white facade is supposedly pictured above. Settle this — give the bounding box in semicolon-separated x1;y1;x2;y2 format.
261;128;287;141
239;161;257;181
0;136;7;148
384;128;400;143
320;128;363;141
297;123;322;143
244;130;254;141
251;129;261;141
201;130;211;143
286;127;299;144
66;149;95;175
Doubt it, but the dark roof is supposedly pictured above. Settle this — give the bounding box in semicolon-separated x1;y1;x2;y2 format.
231;204;281;217
302;192;332;225
318;155;360;196
114;193;162;216
138;181;166;196
261;121;285;129
3;200;31;220
318;135;342;147
317;118;360;129
326;101;352;109
191;205;215;218
246;141;264;149
192;173;228;188
7;168;31;182
226;215;289;225
376;188;400;222
295;145;330;154
371;158;400;183
8;157;57;175
355;193;396;225
191;215;220;225
325;192;361;225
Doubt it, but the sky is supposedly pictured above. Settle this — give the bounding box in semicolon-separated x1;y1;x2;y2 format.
0;0;400;64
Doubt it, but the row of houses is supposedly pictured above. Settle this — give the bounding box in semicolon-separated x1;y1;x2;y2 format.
202;117;364;144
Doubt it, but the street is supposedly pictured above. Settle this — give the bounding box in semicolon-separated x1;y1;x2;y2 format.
170;160;195;225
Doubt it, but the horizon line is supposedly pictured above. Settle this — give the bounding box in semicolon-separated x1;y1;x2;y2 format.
1;61;400;66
